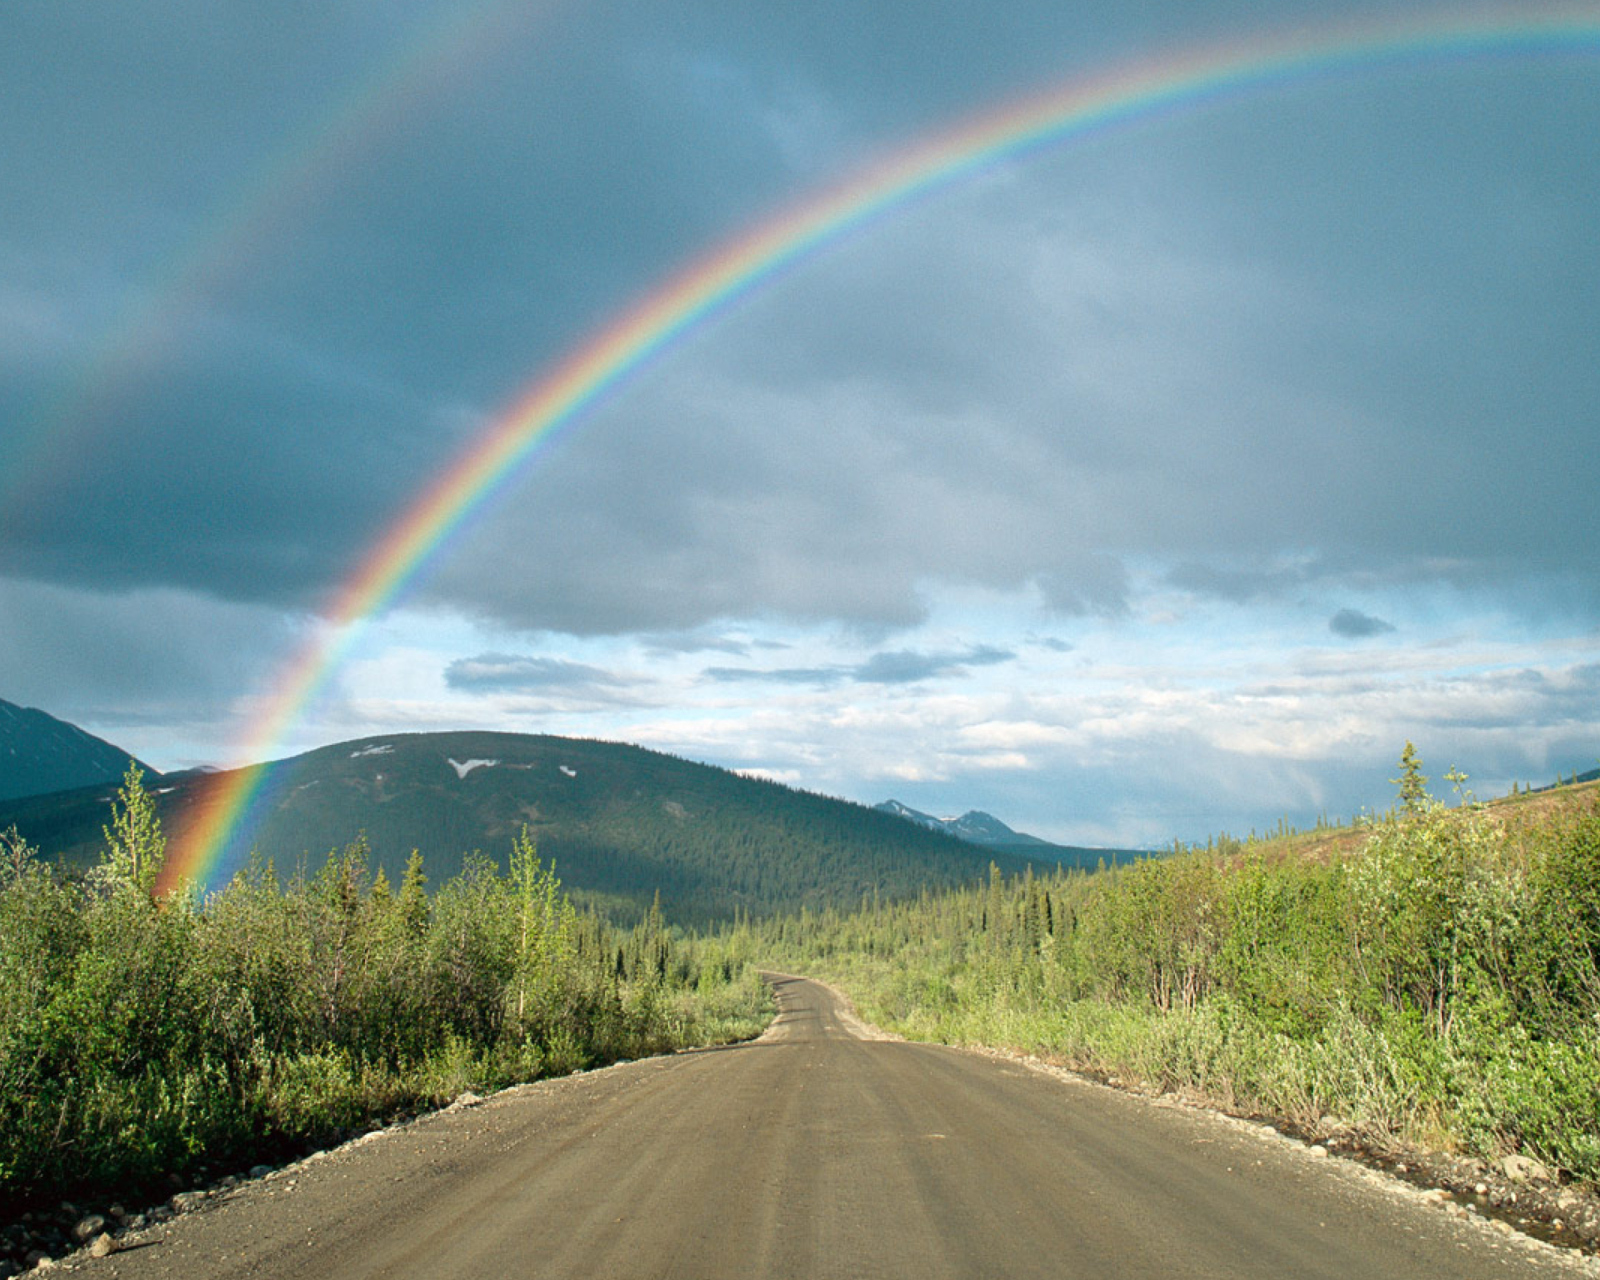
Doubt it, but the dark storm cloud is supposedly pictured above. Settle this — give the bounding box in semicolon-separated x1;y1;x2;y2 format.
0;334;451;604
0;0;849;606
0;575;294;734
1328;608;1396;639
444;653;630;694
4;0;1599;643
432;60;1600;639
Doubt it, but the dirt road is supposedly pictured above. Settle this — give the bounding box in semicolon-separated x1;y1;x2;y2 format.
87;975;1590;1278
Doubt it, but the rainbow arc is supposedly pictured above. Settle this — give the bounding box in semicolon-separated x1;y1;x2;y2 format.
157;9;1600;896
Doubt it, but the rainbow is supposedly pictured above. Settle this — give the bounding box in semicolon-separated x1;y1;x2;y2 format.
157;8;1600;896
2;0;566;512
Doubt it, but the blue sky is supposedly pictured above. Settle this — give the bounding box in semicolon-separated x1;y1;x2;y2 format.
2;0;1597;845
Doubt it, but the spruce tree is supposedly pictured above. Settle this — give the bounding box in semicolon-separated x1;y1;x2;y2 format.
1390;741;1429;816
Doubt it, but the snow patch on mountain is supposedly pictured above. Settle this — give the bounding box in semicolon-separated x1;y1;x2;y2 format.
875;799;950;832
447;757;498;779
875;799;1043;846
351;744;394;758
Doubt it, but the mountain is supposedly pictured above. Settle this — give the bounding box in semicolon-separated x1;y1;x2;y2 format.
875;798;1144;871
876;799;1071;847
0;698;157;803
0;731;1040;924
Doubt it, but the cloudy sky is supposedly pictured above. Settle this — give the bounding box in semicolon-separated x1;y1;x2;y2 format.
3;0;1598;846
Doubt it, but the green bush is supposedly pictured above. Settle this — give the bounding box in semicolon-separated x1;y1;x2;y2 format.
0;780;774;1210
760;798;1600;1184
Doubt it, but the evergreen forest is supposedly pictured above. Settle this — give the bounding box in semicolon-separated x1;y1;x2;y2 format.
0;732;1028;926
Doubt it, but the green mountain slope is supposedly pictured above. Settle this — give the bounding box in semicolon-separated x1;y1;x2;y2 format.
0;698;156;803
0;731;1033;923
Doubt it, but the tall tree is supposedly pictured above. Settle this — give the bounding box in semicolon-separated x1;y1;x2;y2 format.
101;763;166;896
1390;741;1430;817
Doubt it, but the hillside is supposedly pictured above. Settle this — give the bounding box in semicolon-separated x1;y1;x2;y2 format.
1193;774;1600;870
0;731;1036;923
0;699;156;803
762;775;1600;1206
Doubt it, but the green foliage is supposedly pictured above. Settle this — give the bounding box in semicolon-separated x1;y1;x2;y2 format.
1390;741;1430;817
0;732;1031;925
100;762;167;896
759;797;1600;1184
0;773;773;1211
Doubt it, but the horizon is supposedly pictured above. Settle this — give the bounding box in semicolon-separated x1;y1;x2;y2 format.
14;699;1587;855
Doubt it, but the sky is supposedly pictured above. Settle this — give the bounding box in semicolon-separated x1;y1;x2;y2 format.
2;0;1598;848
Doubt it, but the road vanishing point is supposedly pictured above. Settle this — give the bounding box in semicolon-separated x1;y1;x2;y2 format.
95;975;1591;1279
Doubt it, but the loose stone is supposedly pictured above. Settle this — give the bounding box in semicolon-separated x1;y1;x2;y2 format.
1499;1154;1551;1183
72;1215;107;1243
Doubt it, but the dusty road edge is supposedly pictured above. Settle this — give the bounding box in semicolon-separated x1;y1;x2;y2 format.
779;971;1600;1277
34;1002;784;1272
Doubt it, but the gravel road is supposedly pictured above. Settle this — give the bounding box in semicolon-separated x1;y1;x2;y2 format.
74;974;1594;1279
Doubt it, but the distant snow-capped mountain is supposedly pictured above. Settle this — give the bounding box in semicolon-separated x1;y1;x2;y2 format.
874;799;1146;872
874;799;1050;847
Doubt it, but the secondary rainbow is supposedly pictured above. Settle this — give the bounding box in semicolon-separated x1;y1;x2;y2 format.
2;0;568;512
158;8;1600;896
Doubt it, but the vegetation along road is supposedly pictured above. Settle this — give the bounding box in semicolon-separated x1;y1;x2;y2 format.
89;976;1589;1279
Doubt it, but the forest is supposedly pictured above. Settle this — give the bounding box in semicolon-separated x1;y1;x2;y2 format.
0;731;1027;926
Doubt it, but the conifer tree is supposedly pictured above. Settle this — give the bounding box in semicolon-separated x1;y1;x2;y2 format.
397;849;428;938
1390;741;1430;816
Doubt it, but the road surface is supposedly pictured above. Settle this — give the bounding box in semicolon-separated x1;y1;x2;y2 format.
88;975;1589;1278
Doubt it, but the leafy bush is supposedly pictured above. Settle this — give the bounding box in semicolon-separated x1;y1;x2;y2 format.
760;796;1600;1183
0;772;773;1211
